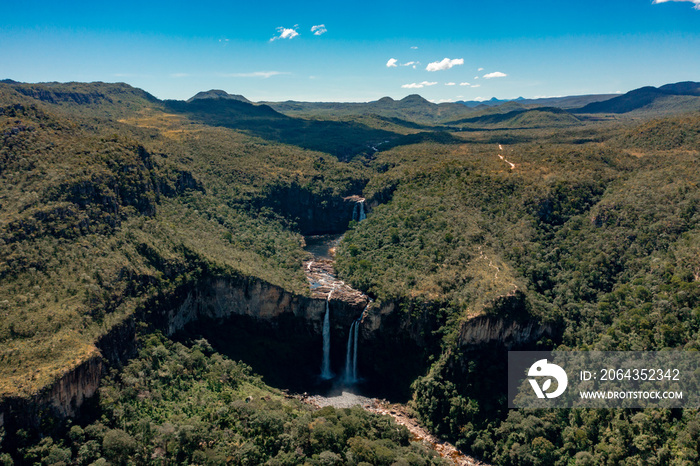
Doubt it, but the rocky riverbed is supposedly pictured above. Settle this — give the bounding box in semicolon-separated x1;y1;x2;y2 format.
298;392;489;466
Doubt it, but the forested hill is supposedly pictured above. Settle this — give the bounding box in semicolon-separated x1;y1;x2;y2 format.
1;79;700;465
0;80;371;400
574;81;700;114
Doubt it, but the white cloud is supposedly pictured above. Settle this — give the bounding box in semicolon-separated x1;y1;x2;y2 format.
386;58;398;68
170;73;190;78
311;24;327;35
401;61;418;67
459;82;471;86
426;57;464;71
478;67;484;71
411;46;419;49
270;26;299;41
223;71;289;78
483;71;507;79
430;99;454;103
401;81;437;89
652;0;700;9
473;96;489;102
474;76;479;79
445;82;456;86
471;84;481;88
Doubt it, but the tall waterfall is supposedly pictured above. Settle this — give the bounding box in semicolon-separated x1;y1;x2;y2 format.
352;318;359;381
344;319;361;384
344;321;356;382
320;290;334;379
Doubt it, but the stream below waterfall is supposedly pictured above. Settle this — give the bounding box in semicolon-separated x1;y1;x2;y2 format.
302;233;343;261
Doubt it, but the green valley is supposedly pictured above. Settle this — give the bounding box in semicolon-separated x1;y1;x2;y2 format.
1;79;699;465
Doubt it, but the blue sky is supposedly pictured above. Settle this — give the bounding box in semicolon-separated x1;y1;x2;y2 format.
1;0;699;102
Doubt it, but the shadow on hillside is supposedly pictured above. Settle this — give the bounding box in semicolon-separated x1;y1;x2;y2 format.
165;99;399;161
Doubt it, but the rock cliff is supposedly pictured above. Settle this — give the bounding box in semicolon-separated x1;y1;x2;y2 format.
0;353;102;435
458;315;549;348
257;183;368;235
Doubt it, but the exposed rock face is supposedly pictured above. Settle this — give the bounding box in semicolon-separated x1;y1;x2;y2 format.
40;355;103;418
458;315;549;348
304;259;369;309
0;354;102;435
161;276;368;338
354;300;443;400
457;291;550;348
257;184;367;235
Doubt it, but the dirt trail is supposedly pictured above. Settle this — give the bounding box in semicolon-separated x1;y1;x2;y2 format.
497;144;515;169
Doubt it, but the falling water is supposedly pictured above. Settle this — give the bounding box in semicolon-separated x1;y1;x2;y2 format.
352;319;360;381
321;290;334;379
358;200;366;221
344;321;356;383
353;199;367;222
343;317;362;384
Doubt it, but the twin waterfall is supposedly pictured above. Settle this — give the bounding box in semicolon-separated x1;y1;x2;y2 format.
320;284;364;384
319;199;367;383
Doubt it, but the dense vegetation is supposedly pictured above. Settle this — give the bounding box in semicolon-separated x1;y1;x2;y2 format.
335;103;700;464
1;80;700;465
7;334;445;465
0;82;367;398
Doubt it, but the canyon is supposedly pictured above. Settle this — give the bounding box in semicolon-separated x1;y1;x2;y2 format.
0;194;547;458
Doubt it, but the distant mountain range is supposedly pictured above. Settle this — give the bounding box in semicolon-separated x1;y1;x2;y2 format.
573;81;700;114
259;81;700;121
456;94;619;109
3;80;698;134
262;94;474;123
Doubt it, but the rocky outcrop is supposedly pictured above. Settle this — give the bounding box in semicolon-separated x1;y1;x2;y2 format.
304;259;369;308
257;184;367;235
0;353;102;437
458;315;549;348
458;291;550;348
159;276;367;337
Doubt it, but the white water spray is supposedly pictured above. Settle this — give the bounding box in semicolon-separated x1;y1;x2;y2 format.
321;290;334;379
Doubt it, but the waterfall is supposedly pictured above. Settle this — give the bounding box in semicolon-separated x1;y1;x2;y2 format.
321;291;333;379
344;321;356;383
343;318;362;384
352;319;360;381
353;199;367;222
358;200;366;221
